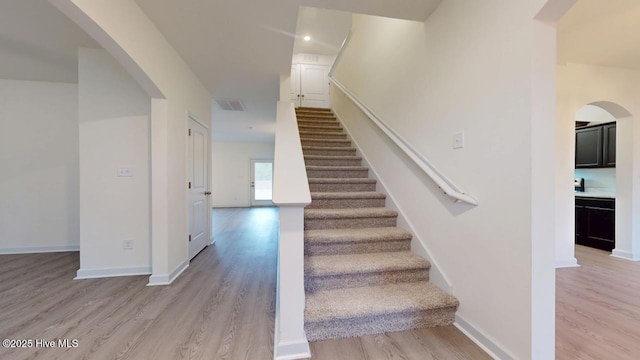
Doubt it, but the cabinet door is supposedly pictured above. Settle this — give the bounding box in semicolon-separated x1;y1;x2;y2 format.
603;124;616;167
584;206;615;251
575;126;603;168
575;204;585;245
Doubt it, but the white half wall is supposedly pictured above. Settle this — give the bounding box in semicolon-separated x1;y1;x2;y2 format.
77;48;151;277
212;141;275;208
331;2;559;357
0;79;79;254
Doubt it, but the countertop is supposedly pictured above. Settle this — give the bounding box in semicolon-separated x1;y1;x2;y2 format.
575;191;615;199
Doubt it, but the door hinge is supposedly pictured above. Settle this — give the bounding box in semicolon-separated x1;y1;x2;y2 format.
188;181;191;189
189;234;191;242
188;128;191;136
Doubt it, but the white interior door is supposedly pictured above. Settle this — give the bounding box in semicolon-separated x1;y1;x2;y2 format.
251;159;274;206
300;64;330;108
188;117;210;260
290;65;301;107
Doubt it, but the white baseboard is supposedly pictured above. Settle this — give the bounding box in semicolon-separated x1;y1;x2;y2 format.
611;249;640;261
273;308;310;360
147;259;189;286
555;257;579;268
0;245;79;255
75;266;151;279
454;314;515;360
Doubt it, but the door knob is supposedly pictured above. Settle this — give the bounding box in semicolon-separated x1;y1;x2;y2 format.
204;191;212;196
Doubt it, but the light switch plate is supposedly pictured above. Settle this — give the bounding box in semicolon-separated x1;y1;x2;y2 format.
123;239;134;250
453;132;465;149
117;167;133;177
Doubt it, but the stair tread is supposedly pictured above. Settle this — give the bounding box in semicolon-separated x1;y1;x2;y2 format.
305;208;397;219
305;282;458;323
305;251;429;276
301;138;350;143
303;146;355;151
307;178;376;184
305;227;412;244
306;165;368;171
305;155;361;160
310;191;385;199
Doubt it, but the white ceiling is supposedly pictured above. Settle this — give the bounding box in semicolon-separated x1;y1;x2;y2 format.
0;0;99;83
293;7;352;56
134;0;442;142
558;0;640;70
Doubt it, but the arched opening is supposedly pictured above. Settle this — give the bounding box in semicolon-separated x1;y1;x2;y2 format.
574;102;632;257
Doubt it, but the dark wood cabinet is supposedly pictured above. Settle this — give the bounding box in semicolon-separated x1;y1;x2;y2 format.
575;197;615;251
575;122;615;168
603;123;616;167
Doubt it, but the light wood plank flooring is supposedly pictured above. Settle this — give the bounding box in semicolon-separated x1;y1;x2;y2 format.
0;208;488;360
557;245;640;359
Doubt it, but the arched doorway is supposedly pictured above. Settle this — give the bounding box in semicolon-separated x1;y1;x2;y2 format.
573;102;633;258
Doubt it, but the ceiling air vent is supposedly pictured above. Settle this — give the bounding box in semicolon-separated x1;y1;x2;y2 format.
215;99;246;111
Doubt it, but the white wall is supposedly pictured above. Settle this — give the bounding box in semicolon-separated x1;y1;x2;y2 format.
331;1;557;357
212;141;275;207
76;48;151;278
557;63;640;262
0;79;79;253
51;0;213;284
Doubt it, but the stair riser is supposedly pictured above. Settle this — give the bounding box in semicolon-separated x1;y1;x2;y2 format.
298;119;339;125
306;169;368;179
305;158;362;166
304;240;411;256
304;216;397;230
297;116;337;121
308;183;375;192
305;307;457;342
301;140;351;148
303;148;356;156
299;133;348;140
298;126;343;132
297;108;332;112
306;198;385;209
305;269;429;293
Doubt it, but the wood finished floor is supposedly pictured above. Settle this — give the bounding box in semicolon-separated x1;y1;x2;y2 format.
0;207;488;360
556;245;640;360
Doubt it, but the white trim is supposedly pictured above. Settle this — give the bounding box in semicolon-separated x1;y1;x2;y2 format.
555;258;579;268
333;109;453;294
0;245;79;255
273;296;311;360
329;78;478;206
611;249;640;261
75;266;151;279
454;314;515;360
147;259;189;286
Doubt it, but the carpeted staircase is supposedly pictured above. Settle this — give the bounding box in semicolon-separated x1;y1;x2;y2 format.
296;107;459;342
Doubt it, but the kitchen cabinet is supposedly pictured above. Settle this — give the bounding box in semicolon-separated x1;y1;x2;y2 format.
603;123;616;167
575;196;615;251
575;122;615;168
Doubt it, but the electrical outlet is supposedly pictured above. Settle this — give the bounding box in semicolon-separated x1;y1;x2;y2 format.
453;132;465;149
123;239;134;250
117;167;133;177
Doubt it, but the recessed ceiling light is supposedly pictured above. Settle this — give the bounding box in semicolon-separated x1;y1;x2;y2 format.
303;35;311;41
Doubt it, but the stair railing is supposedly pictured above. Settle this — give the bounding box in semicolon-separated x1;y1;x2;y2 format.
328;34;478;206
272;101;312;360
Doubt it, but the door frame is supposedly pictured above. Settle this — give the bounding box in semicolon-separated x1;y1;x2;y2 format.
187;112;213;261
250;159;274;207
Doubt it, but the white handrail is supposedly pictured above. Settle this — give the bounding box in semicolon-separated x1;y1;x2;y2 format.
329;77;478;206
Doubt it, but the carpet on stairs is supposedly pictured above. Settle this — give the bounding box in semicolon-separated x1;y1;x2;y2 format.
296;107;459;342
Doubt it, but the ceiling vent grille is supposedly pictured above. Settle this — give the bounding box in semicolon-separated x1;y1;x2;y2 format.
215;99;246;111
